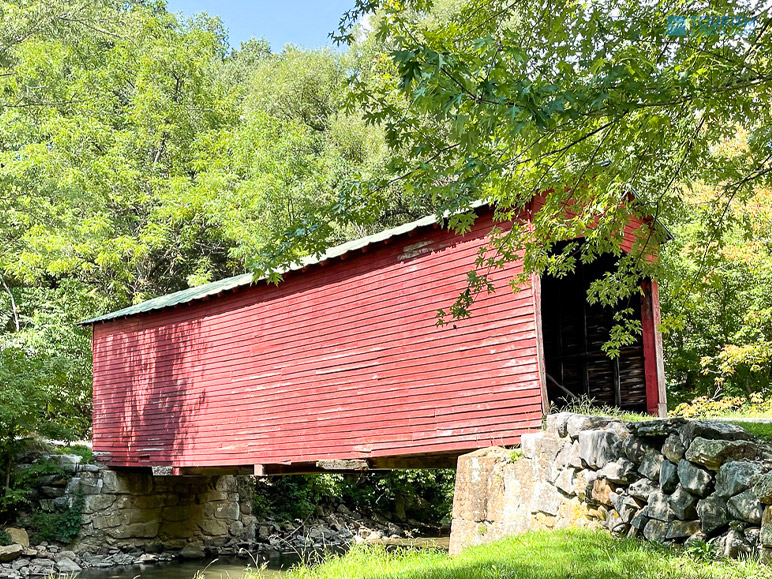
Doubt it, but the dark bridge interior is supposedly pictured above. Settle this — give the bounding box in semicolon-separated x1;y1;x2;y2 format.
541;251;648;412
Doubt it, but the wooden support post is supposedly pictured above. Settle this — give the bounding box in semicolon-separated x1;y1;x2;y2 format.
641;279;667;416
316;459;369;471
531;274;550;414
369;455;458;470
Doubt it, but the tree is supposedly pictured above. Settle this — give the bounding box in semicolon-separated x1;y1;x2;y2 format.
0;1;404;450
191;45;428;274
661;159;772;401
0;1;245;456
259;0;770;352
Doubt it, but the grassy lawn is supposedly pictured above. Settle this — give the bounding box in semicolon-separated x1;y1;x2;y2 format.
726;420;772;442
281;529;771;579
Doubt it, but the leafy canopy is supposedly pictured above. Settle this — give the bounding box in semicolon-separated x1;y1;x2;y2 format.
257;0;772;344
0;1;409;461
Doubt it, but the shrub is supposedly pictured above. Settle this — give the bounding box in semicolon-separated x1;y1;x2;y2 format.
254;475;341;521
0;529;10;546
0;458;64;523
57;445;95;464
672;392;772;418
337;470;456;525
253;470;456;526
28;491;84;544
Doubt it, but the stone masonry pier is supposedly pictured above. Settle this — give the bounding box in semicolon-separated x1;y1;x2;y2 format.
67;464;256;552
450;413;772;562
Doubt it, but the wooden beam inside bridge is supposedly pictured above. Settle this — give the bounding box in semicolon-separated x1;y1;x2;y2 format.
151;453;460;477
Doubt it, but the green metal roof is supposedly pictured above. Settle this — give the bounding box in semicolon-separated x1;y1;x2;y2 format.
80;273;255;325
80;203;484;325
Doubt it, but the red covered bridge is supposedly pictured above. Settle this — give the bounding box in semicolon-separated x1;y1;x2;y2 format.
83;201;667;475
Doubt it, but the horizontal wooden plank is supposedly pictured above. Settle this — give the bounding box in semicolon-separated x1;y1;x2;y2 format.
92;305;537;375
96;218;509;334
92;368;542;427
94;384;543;441
93;404;545;463
92;211;546;468
92;340;539;404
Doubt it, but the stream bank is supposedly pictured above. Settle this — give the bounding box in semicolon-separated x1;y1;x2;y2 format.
1;503;428;578
1;454;445;578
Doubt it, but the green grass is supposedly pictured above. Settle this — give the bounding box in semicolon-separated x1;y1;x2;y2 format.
282;529;772;579
51;443;96;463
727;420;772;442
550;396;655;423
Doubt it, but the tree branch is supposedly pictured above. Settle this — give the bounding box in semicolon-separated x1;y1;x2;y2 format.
0;272;20;332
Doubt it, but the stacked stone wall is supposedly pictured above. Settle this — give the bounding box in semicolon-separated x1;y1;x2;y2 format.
69;466;256;552
449;413;772;561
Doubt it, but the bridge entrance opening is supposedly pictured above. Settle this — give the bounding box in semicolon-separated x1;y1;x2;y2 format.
540;251;648;412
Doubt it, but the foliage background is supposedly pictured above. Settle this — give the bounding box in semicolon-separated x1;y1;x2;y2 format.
1;0;771;516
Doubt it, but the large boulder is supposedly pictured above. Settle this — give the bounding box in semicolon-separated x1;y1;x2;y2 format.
631;510;649;530
643;519;668;542
638;450;665;481
659;460;678;493
752;472;772;504
716;461;765;497
630;418;686;439
566;415;613;439
612;494;641;523
727;489;764;524
716;528;753;558
573;469;598;502
681;421;753;444
530;482;563;516
622;437;649;465
677;460;712;497
555;440;583;469
628;478;658;501
56;558;82;573
696;494;730;535
554;467;576;496
0;545;23;562
590;478;616;507
578;430;621;469
646;490;676;522
605;509;626;533
761;506;772;548
2;529;28;549
545;413;572;438
598;458;635;483
669;485;697;520
607;421;632;440
521;432;565;484
662;434;686;463
685;437;757;471
46;453;82;473
666;520;701;540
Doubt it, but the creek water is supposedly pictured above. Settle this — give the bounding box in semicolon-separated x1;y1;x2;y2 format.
78;557;288;578
76;538;450;579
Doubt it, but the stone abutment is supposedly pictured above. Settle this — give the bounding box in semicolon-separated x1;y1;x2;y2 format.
69;466;256;552
450;413;772;562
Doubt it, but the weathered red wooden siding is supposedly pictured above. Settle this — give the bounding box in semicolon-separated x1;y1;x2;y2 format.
91;213;544;468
